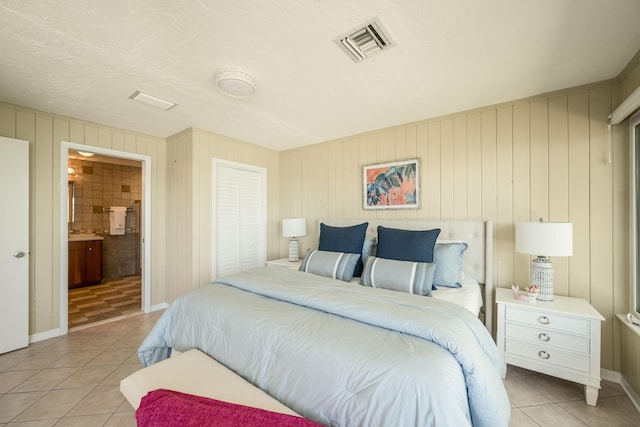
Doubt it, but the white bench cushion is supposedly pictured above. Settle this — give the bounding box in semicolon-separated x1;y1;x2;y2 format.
120;348;299;416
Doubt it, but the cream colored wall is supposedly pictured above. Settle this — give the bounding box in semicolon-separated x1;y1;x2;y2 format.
0;102;167;335
279;81;626;371
165;127;280;301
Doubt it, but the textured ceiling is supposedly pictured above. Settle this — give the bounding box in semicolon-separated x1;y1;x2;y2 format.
1;0;639;151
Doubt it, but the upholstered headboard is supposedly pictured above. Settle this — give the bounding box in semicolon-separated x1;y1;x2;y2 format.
319;218;494;332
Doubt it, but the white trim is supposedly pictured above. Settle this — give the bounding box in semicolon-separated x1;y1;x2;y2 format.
29;328;61;343
60;142;152;335
621;374;640;415
631;113;640;318
211;158;267;281
610;86;640;125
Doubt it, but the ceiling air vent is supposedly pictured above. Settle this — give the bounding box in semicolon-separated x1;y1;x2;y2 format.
335;18;395;63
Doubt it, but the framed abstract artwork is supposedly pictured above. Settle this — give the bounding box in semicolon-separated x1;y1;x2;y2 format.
363;159;420;210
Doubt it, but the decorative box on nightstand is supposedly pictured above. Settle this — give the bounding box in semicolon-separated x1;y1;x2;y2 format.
495;287;605;406
266;258;302;270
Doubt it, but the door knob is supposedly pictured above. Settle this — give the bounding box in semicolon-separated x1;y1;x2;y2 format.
13;251;26;258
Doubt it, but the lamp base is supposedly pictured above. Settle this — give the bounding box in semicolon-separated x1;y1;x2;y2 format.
530;256;553;301
288;238;299;262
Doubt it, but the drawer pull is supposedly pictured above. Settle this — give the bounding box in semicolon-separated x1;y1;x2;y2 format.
538;333;550;342
538;350;550;360
538;316;550;325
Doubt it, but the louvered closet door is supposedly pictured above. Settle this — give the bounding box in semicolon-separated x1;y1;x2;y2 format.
214;160;266;279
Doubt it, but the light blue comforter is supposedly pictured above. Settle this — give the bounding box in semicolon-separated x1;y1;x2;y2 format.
138;267;510;427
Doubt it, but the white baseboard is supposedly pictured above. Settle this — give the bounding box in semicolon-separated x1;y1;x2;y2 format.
600;368;621;383
150;302;169;312
601;368;640;415
621;375;640;414
29;328;62;343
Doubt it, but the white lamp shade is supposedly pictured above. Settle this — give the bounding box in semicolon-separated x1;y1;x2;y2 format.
282;218;307;237
516;222;573;257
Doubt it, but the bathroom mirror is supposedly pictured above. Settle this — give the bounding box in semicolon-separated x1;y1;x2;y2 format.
68;181;75;223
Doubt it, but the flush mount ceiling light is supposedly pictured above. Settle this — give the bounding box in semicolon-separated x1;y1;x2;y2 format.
77;151;94;157
216;69;256;98
129;90;177;110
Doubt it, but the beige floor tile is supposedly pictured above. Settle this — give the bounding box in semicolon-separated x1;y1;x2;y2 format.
509;407;543;426
55;365;117;389
505;377;554;407
559;400;636;427
598;395;640;426
103;411;137;427
0;391;47;423
520;403;585;426
99;363;141;387
7;353;68;371
0;352;30;371
86;347;136;366
79;335;122;349
3;419;59;426
12;368;79;393
47;349;103;368
52;414;111;427
110;333;148;348
523;373;584;403
0;370;38;394
67;385;126;416
12;388;91;422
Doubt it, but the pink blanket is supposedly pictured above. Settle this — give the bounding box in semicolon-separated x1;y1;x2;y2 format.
136;389;324;427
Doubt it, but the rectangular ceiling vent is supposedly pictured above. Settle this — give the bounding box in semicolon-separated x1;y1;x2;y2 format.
334;18;395;63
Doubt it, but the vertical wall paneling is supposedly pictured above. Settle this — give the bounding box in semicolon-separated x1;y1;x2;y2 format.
34;114;54;331
15;110;37;332
548;95;571;296
69;121;84;144
416;124;429;216
427;122;441;219
589;85;614;369
529;99;549;222
0;105;16;136
440;119;454;219
453;116;467;220
512;103;531;287
467;113;482;220
495;106;514;288
52;118;69;319
568;91;591;300
85;125;99;147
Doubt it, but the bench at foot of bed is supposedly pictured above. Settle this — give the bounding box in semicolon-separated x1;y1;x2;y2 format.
120;348;321;426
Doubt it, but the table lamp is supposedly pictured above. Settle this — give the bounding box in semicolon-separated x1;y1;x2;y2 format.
282;218;307;262
515;220;573;301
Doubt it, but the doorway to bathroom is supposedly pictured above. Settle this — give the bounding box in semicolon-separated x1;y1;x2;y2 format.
60;142;151;333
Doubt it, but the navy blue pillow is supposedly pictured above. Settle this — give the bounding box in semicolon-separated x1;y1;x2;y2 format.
376;226;441;263
318;222;368;276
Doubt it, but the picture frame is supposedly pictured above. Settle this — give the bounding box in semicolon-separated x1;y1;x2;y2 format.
363;159;420;210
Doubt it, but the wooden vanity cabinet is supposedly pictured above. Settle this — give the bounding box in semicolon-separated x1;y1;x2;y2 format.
68;240;103;288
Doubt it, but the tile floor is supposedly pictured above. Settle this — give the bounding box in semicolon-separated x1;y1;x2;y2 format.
1;312;638;426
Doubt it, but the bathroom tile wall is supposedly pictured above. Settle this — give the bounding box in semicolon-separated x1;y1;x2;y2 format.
68;158;142;278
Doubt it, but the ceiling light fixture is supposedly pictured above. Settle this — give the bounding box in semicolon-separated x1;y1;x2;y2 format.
77;151;94;157
129;90;177;110
216;69;256;98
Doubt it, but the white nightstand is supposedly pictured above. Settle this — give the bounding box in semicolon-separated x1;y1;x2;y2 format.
266;258;302;270
495;287;605;406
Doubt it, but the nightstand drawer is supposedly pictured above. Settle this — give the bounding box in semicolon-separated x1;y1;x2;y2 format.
505;323;590;354
505;339;590;372
505;306;590;336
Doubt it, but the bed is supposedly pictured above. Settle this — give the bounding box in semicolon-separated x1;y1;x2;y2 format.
137;219;509;427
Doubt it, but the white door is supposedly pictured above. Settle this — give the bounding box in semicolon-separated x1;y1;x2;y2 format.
213;159;266;279
0;136;29;354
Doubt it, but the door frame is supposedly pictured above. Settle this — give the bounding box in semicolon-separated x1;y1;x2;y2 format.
59;142;152;334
